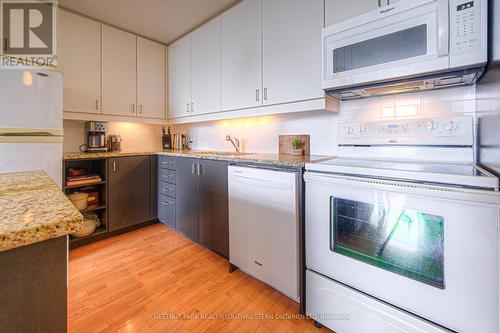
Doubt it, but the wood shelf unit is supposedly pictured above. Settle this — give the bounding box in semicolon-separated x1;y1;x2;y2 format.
64;180;107;190
63;158;108;247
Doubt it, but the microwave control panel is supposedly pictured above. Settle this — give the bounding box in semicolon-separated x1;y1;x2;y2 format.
452;0;481;55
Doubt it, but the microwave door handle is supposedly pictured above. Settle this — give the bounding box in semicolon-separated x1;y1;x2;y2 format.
436;0;449;57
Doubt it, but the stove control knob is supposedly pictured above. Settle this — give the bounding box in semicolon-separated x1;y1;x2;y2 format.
359;125;366;133
445;121;455;132
346;126;354;134
426;121;436;130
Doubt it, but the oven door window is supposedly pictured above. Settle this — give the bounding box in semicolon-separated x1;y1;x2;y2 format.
332;24;427;74
331;198;444;289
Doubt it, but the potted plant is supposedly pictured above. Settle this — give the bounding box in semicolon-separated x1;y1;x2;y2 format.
291;137;304;156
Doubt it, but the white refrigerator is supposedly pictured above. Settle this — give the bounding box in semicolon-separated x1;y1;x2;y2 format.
0;67;63;188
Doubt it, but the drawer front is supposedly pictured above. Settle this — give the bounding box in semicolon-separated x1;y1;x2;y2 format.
159;181;176;198
159;168;176;184
158;195;175;228
159;156;176;170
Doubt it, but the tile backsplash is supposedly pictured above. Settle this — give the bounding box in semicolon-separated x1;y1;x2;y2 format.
63;86;477;156
174;86;477;155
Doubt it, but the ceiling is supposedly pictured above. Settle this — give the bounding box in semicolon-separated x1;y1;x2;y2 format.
58;0;241;45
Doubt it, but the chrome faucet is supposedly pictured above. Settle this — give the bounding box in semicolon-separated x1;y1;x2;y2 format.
225;135;240;153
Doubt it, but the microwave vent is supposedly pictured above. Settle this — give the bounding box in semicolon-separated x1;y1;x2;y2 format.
327;68;484;100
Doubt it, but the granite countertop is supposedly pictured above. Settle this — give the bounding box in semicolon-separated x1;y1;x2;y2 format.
63;150;334;167
0;171;83;253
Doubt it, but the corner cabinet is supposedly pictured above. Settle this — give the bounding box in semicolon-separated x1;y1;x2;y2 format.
137;37;166;119
108;156;153;232
59;10;167;124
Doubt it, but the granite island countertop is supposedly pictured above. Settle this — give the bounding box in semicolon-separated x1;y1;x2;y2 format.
63;150;335;168
0;171;83;252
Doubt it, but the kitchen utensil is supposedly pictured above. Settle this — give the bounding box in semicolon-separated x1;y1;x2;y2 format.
172;133;191;150
68;192;89;210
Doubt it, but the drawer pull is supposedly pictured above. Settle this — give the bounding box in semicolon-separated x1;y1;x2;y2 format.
162;201;173;205
254;261;263;267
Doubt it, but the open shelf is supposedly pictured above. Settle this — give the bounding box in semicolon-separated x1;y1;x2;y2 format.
64;180;107;190
80;205;106;214
69;225;107;243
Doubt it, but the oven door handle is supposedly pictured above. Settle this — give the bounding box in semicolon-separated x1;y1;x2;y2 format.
436;0;449;57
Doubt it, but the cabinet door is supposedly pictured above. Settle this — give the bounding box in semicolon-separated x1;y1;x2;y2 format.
102;26;137;116
221;0;262;111
262;0;324;105
324;0;379;26
175;158;199;241
137;37;166;119
108;156;151;232
168;34;191;119
191;17;221;115
59;10;101;113
199;160;229;258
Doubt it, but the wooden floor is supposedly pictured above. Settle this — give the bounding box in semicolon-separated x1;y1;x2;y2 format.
68;223;329;332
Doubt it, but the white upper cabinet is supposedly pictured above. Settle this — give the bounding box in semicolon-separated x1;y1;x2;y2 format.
101;25;137;116
191;17;221;115
137;37;166;119
325;0;379;26
221;0;262;111
262;0;324;105
59;10;101;114
168;34;192;119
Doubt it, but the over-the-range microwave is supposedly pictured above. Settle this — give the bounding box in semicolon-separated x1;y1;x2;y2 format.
322;0;488;100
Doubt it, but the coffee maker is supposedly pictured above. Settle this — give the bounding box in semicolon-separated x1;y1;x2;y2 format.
84;121;108;152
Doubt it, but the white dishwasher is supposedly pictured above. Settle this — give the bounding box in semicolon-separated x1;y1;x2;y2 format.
228;165;299;301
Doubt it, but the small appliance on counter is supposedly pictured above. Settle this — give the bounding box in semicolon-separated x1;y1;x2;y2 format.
107;134;122;152
172;133;191;150
162;126;172;150
80;121;108;152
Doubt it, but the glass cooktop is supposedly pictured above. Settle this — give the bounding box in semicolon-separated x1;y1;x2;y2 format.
306;158;499;190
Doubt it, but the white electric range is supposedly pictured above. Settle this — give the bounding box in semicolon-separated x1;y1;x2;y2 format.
304;116;500;333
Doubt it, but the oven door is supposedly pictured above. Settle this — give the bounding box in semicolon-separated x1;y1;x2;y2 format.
305;172;499;333
322;0;449;89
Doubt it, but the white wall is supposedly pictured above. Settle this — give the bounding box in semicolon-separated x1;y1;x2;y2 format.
174;85;476;155
63;120;164;152
63;86;476;156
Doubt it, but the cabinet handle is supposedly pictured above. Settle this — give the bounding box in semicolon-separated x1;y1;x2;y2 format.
93;99;99;110
190;102;194;113
113;161;116;172
263;88;267;101
186;103;190;113
196;164;201;176
139;105;143;114
131;104;135;113
162;201;172;205
256;89;260;102
191;164;196;175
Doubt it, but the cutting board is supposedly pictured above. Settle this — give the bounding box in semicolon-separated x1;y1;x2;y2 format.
279;135;310;156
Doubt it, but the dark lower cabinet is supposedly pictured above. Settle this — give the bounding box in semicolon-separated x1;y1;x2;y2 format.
199;160;229;258
108;156;152;232
175;157;199;241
